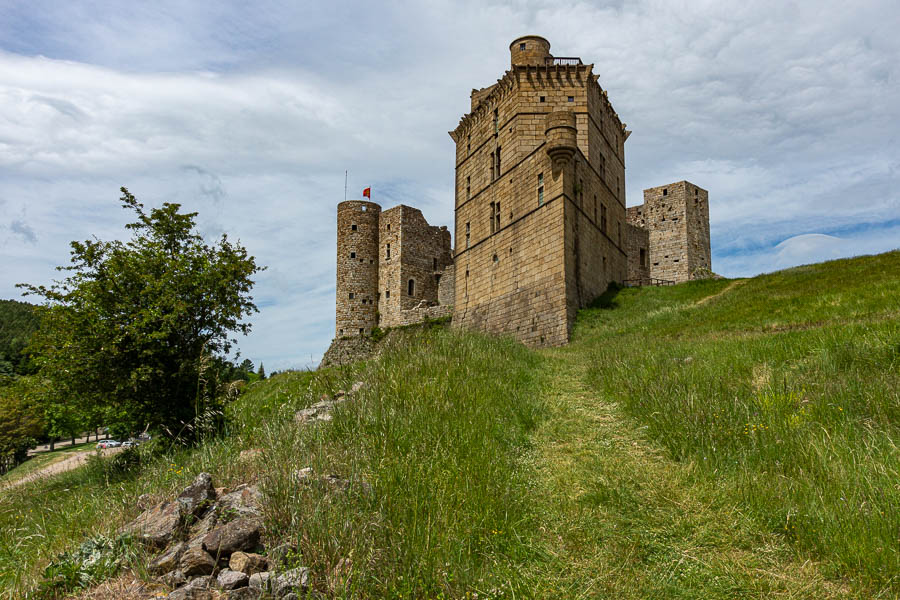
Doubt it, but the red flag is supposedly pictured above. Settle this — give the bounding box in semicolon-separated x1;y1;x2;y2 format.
363;187;371;198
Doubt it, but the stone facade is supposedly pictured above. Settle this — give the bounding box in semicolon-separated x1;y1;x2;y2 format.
327;36;713;357
448;35;629;347
625;181;711;283
333;201;453;339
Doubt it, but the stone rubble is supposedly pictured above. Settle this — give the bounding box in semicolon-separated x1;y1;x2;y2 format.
117;384;365;599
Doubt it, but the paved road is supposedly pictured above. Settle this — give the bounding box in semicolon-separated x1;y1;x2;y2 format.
27;432;104;456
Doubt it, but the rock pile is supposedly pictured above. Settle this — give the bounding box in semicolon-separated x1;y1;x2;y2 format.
293;381;363;425
120;473;305;599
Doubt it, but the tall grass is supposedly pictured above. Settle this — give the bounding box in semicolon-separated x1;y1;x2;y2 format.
255;328;543;598
581;251;900;589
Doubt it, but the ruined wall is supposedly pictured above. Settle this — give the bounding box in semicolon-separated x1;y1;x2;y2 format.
379;205;453;329
685;185;712;277
335;201;380;337
438;264;455;306
625;220;650;283
628;181;710;284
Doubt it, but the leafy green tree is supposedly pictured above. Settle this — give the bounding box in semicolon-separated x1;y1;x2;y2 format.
21;188;263;438
0;376;45;472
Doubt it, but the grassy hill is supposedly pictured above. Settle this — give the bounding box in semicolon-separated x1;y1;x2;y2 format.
0;251;897;598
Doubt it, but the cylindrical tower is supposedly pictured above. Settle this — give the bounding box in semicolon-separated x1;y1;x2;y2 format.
510;35;551;67
335;200;381;337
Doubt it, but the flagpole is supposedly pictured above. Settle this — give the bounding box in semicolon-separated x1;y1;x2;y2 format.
344;170;348;201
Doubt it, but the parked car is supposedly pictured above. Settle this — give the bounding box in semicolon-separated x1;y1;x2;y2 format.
96;439;121;449
121;439;140;448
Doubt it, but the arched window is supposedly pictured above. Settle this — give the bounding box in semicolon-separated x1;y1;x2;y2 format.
408;279;415;296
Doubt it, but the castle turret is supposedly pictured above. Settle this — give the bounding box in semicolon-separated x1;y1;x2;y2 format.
510;35;551;66
335;200;381;337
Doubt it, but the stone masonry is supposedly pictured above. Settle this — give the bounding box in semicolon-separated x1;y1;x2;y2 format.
449;35;629;347
334;201;453;339
625;181;711;283
326;36;712;356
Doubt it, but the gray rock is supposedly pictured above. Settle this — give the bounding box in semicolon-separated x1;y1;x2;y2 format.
248;571;272;590
227;588;261;599
229;551;269;575
149;541;186;575
120;500;183;547
217;568;249;590
180;545;216;576
161;569;187;588
273;567;310;598
177;472;217;517
167;575;214;600
203;517;262;556
350;381;364;393
218;485;262;519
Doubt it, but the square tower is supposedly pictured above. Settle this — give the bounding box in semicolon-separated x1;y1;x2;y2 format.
625;181;711;282
449;36;630;346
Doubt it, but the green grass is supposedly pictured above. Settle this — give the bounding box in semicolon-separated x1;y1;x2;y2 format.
579;251;900;592
0;251;897;598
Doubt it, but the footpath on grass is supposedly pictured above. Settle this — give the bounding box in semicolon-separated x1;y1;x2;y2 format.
527;335;850;598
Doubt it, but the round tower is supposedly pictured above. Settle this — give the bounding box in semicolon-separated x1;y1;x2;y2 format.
510;35;551;67
335;200;381;337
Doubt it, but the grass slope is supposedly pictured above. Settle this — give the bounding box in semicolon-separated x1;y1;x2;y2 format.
0;251;896;599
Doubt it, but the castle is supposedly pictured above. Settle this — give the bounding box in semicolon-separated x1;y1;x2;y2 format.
324;36;711;361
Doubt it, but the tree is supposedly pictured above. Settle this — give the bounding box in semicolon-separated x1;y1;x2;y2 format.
257;362;266;380
0;376;45;473
21;188;263;437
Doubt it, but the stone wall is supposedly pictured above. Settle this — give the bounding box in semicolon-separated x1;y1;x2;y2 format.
438;263;455;306
450;38;629;347
625;221;650;283
626;181;711;284
335;201;381;337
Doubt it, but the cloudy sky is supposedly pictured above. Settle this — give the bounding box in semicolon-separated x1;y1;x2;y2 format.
1;0;898;369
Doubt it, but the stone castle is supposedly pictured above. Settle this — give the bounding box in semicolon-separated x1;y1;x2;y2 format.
325;36;711;360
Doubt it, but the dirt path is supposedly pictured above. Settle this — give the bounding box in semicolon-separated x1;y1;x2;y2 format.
694;278;747;306
0;447;123;492
525;345;848;599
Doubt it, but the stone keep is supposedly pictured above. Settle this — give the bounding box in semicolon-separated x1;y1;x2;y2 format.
334;201;454;338
449;35;630;346
625;181;711;283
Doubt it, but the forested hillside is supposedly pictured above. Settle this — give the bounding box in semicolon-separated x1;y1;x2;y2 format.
0;299;39;376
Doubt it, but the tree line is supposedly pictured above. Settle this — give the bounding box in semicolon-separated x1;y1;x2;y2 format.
1;188;265;474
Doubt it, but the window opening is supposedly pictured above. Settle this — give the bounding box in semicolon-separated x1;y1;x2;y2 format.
540;96;545;102
386;243;391;259
359;328;363;334
600;203;607;233
567;96;574;102
519;42;526;50
465;221;470;248
537;173;544;206
640;248;646;267
495;146;501;177
433;257;438;270
494;201;501;232
385;290;390;298
408;279;415;296
489;151;495;180
351;224;357;231
493;108;499;135
662;188;667;196
349;293;354;299
466;176;471;199
617;222;621;246
361;206;367;212
350;252;356;259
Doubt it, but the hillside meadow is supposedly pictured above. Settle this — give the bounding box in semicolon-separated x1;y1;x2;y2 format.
0;250;897;598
